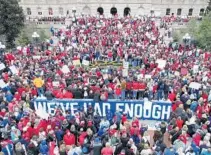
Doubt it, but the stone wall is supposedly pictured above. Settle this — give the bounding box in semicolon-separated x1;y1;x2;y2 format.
19;0;208;17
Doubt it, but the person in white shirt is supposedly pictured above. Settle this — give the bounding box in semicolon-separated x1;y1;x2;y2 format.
68;145;82;155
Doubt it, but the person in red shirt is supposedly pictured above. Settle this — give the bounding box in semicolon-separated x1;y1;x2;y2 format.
101;142;113;155
126;80;132;99
108;50;113;62
63;130;76;146
55;89;63;99
121;112;127;124
62;89;73;99
138;81;146;99
168;91;176;101
132;80;139;99
176;116;184;129
114;85;121;99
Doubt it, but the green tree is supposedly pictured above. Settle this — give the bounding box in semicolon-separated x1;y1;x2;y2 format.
0;0;25;49
16;29;30;46
39;30;49;42
206;0;211;14
194;13;211;50
186;19;199;37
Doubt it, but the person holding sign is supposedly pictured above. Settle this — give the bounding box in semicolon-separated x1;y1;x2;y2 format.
33;75;45;96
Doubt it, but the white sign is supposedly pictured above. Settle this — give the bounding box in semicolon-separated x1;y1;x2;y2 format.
145;75;152;79
36;107;49;120
33;56;41;59
82;60;90;66
122;69;128;77
189;82;201;90
137;74;144;80
52;81;60;87
61;65;70;74
123;61;129;69
0;63;6;70
193;65;199;74
9;66;19;75
156;59;166;69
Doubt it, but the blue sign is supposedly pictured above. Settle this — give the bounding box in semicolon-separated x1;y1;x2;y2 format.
34;99;172;121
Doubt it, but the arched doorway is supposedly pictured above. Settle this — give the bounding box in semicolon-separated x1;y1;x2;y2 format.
97;7;104;15
110;7;117;16
82;6;91;15
136;7;145;16
124;7;131;16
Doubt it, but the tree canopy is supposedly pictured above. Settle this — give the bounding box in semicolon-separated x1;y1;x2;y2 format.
191;13;211;50
206;0;211;14
0;0;25;49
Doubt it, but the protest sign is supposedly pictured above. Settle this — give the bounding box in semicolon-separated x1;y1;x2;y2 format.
73;60;81;66
34;99;172;121
82;60;90;66
61;65;70;74
36;106;49;120
33;56;41;59
193;65;199;74
52;81;60;87
122;69;128;77
145;75;152;79
137;74;144;80
156;59;166;69
9;66;18;75
189;82;201;90
123;61;129;69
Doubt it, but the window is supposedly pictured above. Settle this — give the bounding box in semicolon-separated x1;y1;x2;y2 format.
110;7;117;16
49;8;53;15
37;7;42;15
188;8;193;16
27;8;31;15
177;8;182;16
199;8;205;16
59;7;64;15
166;8;171;15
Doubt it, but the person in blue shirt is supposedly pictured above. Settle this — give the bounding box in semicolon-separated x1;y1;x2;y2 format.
163;147;177;155
39;140;49;155
2;143;13;155
106;110;113;123
5;91;13;102
55;126;64;143
201;147;211;155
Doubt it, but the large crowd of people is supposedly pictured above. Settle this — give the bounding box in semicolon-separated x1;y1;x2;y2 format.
0;15;211;155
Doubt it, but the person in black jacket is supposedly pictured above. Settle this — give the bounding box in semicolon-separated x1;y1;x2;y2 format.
120;133;130;147
27;140;39;155
45;90;54;100
73;88;83;99
125;144;135;155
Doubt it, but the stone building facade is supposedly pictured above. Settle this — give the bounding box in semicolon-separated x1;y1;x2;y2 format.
19;0;208;18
